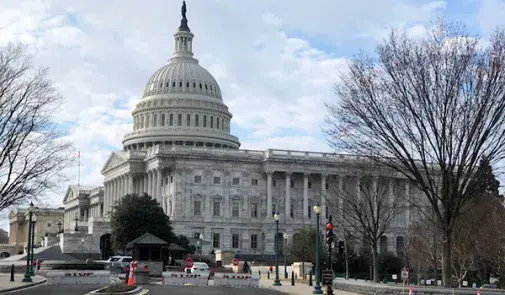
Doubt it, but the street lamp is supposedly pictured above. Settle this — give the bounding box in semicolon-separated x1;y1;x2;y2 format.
273;212;282;286
22;202;34;282
74;213;79;232
29;214;36;276
283;232;289;279
81;238;84;260
57;219;62;234
313;203;323;294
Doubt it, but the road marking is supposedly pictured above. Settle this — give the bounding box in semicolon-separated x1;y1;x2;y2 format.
138;289;149;295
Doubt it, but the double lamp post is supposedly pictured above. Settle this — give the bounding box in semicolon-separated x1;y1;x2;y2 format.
271;203;333;295
22;202;36;282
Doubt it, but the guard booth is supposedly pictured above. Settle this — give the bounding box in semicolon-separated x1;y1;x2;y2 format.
126;233;172;277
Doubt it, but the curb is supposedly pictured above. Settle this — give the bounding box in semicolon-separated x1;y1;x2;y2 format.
87;286;144;295
0;278;47;294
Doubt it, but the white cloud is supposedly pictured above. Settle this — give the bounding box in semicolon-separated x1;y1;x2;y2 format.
0;0;455;221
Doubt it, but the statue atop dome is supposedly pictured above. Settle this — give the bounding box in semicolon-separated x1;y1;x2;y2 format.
179;1;190;31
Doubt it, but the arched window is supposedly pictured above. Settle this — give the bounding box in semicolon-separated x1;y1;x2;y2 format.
146;115;150;127
169;114;173;126
203;115;207;127
210;116;214;128
161;114;166;126
195;115;199;126
187;114;191;126
153;114;157;127
140;115;144;128
217;117;220;129
178;114;182;126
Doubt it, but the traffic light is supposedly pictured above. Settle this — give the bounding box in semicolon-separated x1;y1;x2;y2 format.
326;215;334;246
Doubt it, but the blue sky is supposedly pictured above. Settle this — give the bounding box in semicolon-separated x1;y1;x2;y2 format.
0;0;504;231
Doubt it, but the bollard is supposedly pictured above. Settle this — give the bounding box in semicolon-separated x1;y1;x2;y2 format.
291;271;295;286
267;271;270;279
309;270;313;286
10;264;14;282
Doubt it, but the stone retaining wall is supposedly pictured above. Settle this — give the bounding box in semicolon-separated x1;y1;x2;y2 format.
333;281;505;295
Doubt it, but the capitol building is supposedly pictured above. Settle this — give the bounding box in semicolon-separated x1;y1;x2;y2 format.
59;4;416;259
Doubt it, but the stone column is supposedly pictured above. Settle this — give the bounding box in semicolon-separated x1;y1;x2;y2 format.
266;172;273;219
147;170;152;197
303;173;309;219
321;174;327;219
285;172;291;219
129;173;134;194
112;179;117;211
157;168;163;204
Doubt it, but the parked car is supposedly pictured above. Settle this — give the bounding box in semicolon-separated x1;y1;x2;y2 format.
184;262;210;278
107;256;132;272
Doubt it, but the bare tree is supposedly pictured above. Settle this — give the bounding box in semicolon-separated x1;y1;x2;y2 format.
326;172;405;282
0;43;74;213
325;19;505;286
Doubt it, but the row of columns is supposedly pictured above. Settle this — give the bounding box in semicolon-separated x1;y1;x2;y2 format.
103;168;166;216
266;172;327;222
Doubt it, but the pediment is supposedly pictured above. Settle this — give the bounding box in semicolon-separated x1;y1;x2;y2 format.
62;186;74;203
101;151;127;173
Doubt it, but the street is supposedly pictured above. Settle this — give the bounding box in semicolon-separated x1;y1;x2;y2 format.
146;285;285;295
6;284;105;295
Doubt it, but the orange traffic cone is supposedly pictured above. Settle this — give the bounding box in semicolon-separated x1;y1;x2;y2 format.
127;263;134;286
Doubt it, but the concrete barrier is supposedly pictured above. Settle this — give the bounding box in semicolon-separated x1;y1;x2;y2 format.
46;270;110;285
162;271;208;286
213;273;260;287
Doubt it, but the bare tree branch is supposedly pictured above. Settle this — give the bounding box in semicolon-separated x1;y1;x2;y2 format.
324;19;505;287
0;43;75;213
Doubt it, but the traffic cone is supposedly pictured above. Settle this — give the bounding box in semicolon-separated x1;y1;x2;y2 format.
127;263;134;286
409;286;414;295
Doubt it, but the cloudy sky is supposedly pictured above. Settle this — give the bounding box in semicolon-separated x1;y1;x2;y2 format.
0;0;504;230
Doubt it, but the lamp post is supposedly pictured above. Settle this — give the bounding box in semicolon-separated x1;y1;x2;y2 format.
283;232;289;279
29;215;36;276
22;202;34;282
273;212;282;286
57;219;62;234
81;238;84;260
74;213;79;232
313;203;323;294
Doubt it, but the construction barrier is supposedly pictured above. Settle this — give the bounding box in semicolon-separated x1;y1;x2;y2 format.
213;273;260;287
46;270;111;285
162;272;208;286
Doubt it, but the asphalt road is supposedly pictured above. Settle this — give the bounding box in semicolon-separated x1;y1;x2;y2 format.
8;284;105;295
147;285;285;295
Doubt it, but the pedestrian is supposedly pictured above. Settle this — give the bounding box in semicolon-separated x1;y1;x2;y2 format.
125;264;130;284
242;261;249;274
269;265;273;273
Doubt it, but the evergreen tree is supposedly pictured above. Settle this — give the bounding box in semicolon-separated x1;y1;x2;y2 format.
110;193;176;251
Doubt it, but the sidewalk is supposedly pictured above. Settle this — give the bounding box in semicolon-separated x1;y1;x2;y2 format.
0;274;46;294
260;278;358;295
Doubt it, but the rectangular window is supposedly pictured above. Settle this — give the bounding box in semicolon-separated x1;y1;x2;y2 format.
193;232;200;239
308;182;312;189
193;200;201;216
186;114;191;126
273;180;276;187
195;114;199;126
290;204;294;218
170;176;174;183
203;115;207;127
194;175;202;183
308;206;312;219
213;233;220;248
232;202;239;217
290;181;294;188
232;234;239;248
232;177;240;186
250;234;258;249
325;206;329;218
178;114;182;125
325;183;329;190
213;200;221;217
213;177;221;184
169;114;173;125
250;203;258;218
251;179;258;186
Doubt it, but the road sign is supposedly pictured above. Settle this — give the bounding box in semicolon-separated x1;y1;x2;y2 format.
233;258;239;266
322;270;334;286
184;257;194;268
401;267;409;280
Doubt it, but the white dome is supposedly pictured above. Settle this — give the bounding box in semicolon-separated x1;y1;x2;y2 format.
142;57;222;101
